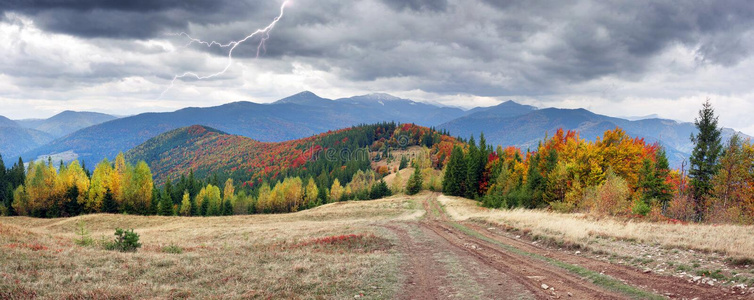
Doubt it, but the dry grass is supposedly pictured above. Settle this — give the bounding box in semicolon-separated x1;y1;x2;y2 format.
0;196;421;299
438;195;754;259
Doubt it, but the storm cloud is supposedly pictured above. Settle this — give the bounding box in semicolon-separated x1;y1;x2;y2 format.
1;0;754;133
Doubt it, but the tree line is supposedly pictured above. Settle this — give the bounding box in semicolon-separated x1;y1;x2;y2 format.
443;100;754;224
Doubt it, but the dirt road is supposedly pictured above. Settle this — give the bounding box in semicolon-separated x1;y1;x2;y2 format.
385;193;747;300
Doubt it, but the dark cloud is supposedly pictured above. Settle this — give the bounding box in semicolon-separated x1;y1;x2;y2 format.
380;0;448;12
2;0;754;98
1;0;272;39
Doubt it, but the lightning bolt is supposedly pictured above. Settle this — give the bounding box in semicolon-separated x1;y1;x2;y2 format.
159;1;289;98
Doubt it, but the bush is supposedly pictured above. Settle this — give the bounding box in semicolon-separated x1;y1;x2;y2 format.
104;228;142;252
73;220;94;247
631;198;651;216
161;244;183;254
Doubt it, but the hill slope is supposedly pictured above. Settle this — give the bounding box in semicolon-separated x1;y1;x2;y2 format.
0;115;19;128
15;111;118;138
0;127;54;162
126;123;458;185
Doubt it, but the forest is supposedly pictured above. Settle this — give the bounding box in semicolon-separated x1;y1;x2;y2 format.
443;100;754;224
0;122;455;217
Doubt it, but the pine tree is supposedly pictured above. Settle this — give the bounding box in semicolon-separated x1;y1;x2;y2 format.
406;166;423;195
369;179;391;199
689;99;723;221
466;135;482;199
158;192;172;216
0;153;6;214
199;195;209;216
222;198;233;215
399;156;409;170
102;189;118;213
442;146;466;196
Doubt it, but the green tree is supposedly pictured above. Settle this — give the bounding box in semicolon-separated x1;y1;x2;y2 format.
399;156;409;170
102;189;118;213
158;191;173;216
442;146;466;196
465;135;482;199
406;166;424;195
369;179;391;199
689;99;723;221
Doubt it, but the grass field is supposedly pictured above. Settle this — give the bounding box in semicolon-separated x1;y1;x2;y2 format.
3;193;753;299
0;196;422;299
438;195;754;259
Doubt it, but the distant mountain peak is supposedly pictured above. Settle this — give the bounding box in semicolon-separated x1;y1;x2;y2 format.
275;90;330;105
363;93;403;101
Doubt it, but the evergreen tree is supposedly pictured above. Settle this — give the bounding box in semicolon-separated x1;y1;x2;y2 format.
102;189;118;213
369;179;391;199
399;156;409;170
199;195;209;216
222;198;234;215
0;154;6;213
442;146;466;196
465;135;482;199
689;99;723;221
406;166;423;195
638;148;673;211
158;191;173;216
63;185;82;217
525;152;544;208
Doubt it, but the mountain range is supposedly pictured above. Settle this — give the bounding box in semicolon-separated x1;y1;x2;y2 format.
2;91;748;168
0;111;117;162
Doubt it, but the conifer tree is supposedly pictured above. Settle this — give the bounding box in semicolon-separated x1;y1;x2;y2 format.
689;99;723;220
442;146;466;196
465;135;482;199
102;189;118;213
222;198;233;215
406;166;423;195
158;191;172;216
370;179;391;199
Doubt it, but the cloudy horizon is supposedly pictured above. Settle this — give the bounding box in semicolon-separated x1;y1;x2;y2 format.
2;0;753;134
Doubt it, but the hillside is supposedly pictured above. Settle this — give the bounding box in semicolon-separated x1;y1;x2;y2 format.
24;91;467;167
15;110;118;138
0;115;19;128
0;126;54;162
126;123;459;186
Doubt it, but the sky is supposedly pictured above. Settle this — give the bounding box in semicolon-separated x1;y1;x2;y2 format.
1;0;754;134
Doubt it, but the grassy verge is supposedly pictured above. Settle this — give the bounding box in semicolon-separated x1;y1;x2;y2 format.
449;222;664;300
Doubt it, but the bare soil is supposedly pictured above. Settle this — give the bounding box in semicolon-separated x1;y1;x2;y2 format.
390;193;750;299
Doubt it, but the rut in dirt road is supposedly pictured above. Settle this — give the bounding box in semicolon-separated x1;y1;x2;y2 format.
413;192;747;300
388;193;630;300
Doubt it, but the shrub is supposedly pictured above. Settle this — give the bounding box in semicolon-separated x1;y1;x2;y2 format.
591;170;631;216
667;194;696;222
162;244;183;254
73;220;94;247
631;198;651;216
104;228;142;252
